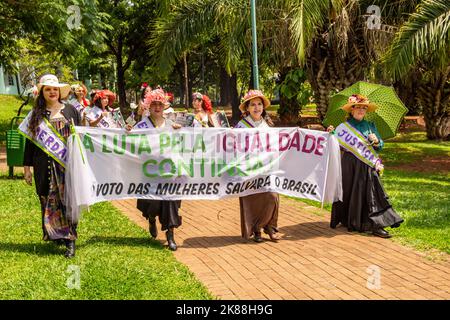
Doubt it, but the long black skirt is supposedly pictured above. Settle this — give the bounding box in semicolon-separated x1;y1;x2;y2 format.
331;151;403;232
137;199;182;231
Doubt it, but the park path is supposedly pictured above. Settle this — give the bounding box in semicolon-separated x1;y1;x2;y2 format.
113;198;450;300
1;147;448;300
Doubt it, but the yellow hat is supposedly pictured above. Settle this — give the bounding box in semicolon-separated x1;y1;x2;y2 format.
341;94;377;113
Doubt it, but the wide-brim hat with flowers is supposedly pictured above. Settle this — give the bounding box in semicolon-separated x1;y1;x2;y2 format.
93;89;116;106
36;74;71;99
341;94;377;113
144;88;170;109
239;90;270;113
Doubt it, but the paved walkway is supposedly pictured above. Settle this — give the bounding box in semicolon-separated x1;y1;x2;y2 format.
113;198;450;300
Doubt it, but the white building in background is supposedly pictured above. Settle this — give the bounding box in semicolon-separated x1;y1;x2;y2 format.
0;65;23;95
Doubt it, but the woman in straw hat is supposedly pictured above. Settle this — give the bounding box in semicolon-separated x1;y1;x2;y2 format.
134;88;183;251
72;83;90;108
327;94;403;238
234;90;280;243
23;74;81;258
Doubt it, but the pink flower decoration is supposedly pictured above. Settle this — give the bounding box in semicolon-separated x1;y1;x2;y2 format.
242;89;264;102
144;88;168;106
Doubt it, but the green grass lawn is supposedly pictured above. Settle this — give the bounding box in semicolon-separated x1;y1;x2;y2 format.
1;93;448;297
381;170;449;253
0;94;32;145
291;130;450;254
0;171;213;299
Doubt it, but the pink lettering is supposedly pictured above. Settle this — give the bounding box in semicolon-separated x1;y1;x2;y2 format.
266;133;273;151
302;134;316;153
279;132;290;151
315;136;325;156
249;132;263;153
289;131;300;151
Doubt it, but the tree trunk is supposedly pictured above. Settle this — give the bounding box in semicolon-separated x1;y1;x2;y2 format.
219;67;240;124
116;65;127;109
394;74;422;115
176;61;185;106
416;67;450;140
219;67;230;107
307;34;366;121
183;53;189;108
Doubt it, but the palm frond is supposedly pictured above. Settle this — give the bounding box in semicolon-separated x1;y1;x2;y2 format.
383;0;450;80
289;0;346;64
148;0;246;75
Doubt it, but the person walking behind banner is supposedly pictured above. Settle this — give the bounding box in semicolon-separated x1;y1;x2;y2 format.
73;83;90;108
138;82;152;117
85;89;117;127
71;84;90;125
192;92;214;127
234;90;280;243
327;94;403;238
22;74;81;258
133;89;182;251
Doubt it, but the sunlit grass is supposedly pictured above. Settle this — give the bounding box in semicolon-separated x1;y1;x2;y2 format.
293;130;450;254
0;94;32;145
0;171;213;299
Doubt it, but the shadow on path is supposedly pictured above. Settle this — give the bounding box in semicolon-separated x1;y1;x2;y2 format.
181;222;351;248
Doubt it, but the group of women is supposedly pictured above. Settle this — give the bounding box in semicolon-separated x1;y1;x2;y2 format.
23;74;403;258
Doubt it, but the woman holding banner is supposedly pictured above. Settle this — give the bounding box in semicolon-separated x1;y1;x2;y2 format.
85;89;117;127
234;90;280;243
134;89;182;251
23;74;81;258
327;94;403;238
192;92;214;127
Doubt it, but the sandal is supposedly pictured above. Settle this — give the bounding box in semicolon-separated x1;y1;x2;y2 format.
264;227;281;241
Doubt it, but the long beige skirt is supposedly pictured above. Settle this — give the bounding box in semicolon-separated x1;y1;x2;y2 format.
239;192;279;239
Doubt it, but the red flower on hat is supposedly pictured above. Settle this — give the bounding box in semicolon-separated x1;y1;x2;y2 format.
348;94;369;104
166;92;174;103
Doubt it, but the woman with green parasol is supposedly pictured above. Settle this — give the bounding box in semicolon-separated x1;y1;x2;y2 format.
326;94;403;238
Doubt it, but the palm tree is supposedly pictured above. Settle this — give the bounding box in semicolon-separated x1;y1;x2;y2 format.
149;0;248;122
149;1;398;121
289;0;430;119
383;0;450;140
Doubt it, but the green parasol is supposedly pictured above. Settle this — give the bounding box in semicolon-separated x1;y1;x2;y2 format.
323;81;408;139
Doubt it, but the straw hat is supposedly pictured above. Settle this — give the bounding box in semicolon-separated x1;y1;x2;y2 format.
341;94;377;113
239;90;270;113
36;74;71;99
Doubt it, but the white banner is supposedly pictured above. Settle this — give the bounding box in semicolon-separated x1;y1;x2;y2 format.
66;127;342;210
